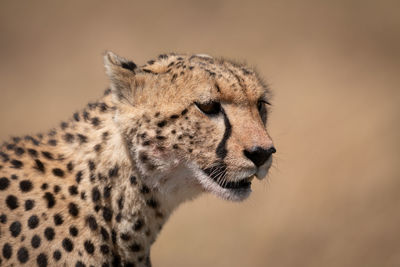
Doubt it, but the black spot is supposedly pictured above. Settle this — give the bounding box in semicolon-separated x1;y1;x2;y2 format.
54;214;64;225
15;147;25;155
84;240;95;254
77;134;88;144
80;192;86;200
158;54;168;59
63;133;75;143
171;73;177;82
100;244;109;254
118;196;124;210
41;183;48;190
94;205;101;212
75;171;83;183
43;192;56;208
83;111;90;121
115;213;122;222
2;243;12;259
28;215;39;229
103;207;112;222
130;243;142;252
120;233;130;241
0;151;10;162
112;230;117;244
133;219;144;231
11;159;23;168
170;114;179;119
73;112;80;121
76;261;86;267
130;176;137;185
53;185;61;193
0;177;10;190
103;186;111;198
52;168;65;177
147;60;155;65
86;215;98;231
67;162;74;171
19;180;33;192
146;198;159;209
126;262;135;267
53;251;62;262
6;143;15;150
100;227;109;241
181;109;188;115
156;135;166;140
157;120;167;127
112;254;121;267
62;238;74;252
25;199;35;211
142;140;151;146
37;253;48;267
6;195;19;210
34;159;45;173
31;235;41;248
139;153;148;162
17;247;29;263
104;88;112;95
40;183;49;193
68;202;79;217
108;165;119;178
61;121;69;129
215;107;232;159
68;185;78;195
48;139;57;146
173;144;179;149
88;160;96;171
28;149;38;157
0;213;7;224
102;131;109;140
11;174;18;180
121;61;137;71
69;225;79;237
42;151;54;160
10;221;22;237
92;187;101;202
140;185;150;194
25;136;40;145
99;102;108;112
91;117;100;127
44;227;55;240
94;144;102;152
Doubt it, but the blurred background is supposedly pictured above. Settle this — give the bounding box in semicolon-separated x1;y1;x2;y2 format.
1;1;399;266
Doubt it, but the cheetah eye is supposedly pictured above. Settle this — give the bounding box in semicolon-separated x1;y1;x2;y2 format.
257;100;270;112
257;100;269;123
195;101;221;116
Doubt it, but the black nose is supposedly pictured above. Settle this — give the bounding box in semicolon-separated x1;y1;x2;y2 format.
243;146;276;167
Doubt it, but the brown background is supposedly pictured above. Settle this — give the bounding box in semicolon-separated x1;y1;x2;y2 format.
1;1;399;266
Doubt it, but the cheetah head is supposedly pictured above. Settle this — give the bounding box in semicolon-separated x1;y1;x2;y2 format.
104;52;275;202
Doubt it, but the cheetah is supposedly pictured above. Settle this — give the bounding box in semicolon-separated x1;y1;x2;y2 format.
0;51;276;267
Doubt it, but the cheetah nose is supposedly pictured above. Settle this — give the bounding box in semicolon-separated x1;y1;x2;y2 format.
243;146;276;167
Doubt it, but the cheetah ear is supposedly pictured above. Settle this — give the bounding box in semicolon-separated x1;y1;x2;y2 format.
104;51;138;104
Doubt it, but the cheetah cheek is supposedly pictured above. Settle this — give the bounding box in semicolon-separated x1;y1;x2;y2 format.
255;156;272;180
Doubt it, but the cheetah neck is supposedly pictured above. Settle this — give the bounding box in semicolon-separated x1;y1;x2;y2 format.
48;93;196;265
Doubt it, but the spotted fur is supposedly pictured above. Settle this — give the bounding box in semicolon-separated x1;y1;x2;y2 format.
0;51;275;266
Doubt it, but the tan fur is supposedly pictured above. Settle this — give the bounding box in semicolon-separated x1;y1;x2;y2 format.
0;52;275;266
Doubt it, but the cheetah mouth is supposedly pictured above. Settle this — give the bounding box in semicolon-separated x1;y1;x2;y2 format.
202;163;252;190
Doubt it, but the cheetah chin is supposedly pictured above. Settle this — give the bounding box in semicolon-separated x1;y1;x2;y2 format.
187;163;255;202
